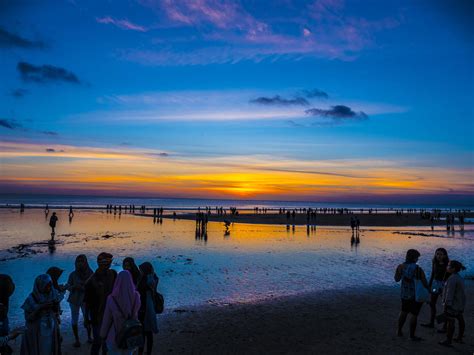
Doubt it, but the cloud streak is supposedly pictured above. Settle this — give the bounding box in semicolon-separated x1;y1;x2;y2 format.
96;17;147;32
0;26;45;49
17;62;81;84
250;95;309;106
301;88;329;99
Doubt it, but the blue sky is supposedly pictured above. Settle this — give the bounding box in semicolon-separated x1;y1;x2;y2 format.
0;0;473;203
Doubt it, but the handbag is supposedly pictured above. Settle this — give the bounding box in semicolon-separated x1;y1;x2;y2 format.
414;267;429;303
153;292;164;314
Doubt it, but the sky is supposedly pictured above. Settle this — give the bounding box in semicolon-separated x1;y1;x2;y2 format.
0;0;473;205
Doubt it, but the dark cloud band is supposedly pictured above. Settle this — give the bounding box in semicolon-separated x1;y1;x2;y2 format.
0;27;45;49
305;105;368;120
250;95;309;106
17;62;81;84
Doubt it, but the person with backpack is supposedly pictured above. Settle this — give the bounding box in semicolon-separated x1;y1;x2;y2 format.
84;252;117;355
439;260;466;347
20;274;63;354
100;271;141;354
67;255;94;348
394;249;429;341
137;262;159;355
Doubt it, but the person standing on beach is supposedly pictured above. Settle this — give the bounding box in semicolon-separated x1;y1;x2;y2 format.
67;255;94;348
0;274;19;355
20;274;63;355
84;252;117;355
49;213;58;236
137;262;159;355
123;257;141;286
439;260;466;347
100;271;141;354
394;249;429;341
421;248;449;329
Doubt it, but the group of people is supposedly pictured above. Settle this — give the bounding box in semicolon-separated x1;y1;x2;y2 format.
0;254;162;355
395;248;466;347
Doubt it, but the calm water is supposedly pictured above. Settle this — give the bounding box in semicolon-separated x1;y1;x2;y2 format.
1;209;473;327
2;194;472;210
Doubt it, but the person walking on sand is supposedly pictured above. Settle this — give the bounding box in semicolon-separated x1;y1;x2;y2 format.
421;248;449;330
123;257;141;286
84;252;117;355
439;260;466;347
49;213;58;236
20;274;63;355
67;255;94;348
137;262;159;355
100;271;141;354
394;249;429;341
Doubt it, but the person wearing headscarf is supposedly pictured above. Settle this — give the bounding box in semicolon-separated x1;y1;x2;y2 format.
122;258;141;286
84;252;117;355
137;262;159;355
100;271;141;354
20;274;63;355
67;255;94;348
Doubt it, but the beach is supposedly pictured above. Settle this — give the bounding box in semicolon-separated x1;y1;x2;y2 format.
1;208;473;354
9;283;474;354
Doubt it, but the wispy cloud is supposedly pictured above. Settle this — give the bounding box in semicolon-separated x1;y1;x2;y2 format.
96;17;147;32
0;118;22;130
17;62;81;84
93;89;402;123
301;88;329;99
0;118;59;136
1;141;472;199
250;95;309;106
8;88;29;98
0;26;45;49
124;0;400;66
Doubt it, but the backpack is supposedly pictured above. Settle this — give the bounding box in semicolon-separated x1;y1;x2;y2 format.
112;297;144;350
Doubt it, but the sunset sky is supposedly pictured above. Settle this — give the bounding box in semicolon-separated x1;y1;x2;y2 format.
1;0;473;204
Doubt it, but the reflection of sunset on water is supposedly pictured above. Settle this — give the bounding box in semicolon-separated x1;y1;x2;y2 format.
1;209;472;327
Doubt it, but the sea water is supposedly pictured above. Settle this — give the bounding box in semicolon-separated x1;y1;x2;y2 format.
0;208;472;327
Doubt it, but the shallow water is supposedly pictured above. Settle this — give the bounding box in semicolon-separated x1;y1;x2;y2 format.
1;209;473;327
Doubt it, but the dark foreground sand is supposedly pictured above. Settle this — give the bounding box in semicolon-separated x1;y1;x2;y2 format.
11;282;474;354
159;212;474;227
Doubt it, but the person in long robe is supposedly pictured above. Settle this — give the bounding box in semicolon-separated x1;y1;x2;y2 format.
100;271;141;354
20;274;63;355
67;255;94;347
137;262;159;355
84;252;117;355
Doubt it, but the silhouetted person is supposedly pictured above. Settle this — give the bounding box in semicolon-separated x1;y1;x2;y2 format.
394;249;429;341
439;260;466;346
49;212;58;237
84;252;117;355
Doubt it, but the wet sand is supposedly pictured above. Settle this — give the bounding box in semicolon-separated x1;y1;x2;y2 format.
10;282;474;354
159;212;474;227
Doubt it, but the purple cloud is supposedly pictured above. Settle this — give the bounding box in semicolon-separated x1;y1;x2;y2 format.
96;17;147;32
125;0;400;66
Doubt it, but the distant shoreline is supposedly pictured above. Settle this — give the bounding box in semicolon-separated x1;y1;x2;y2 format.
159;212;474;227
